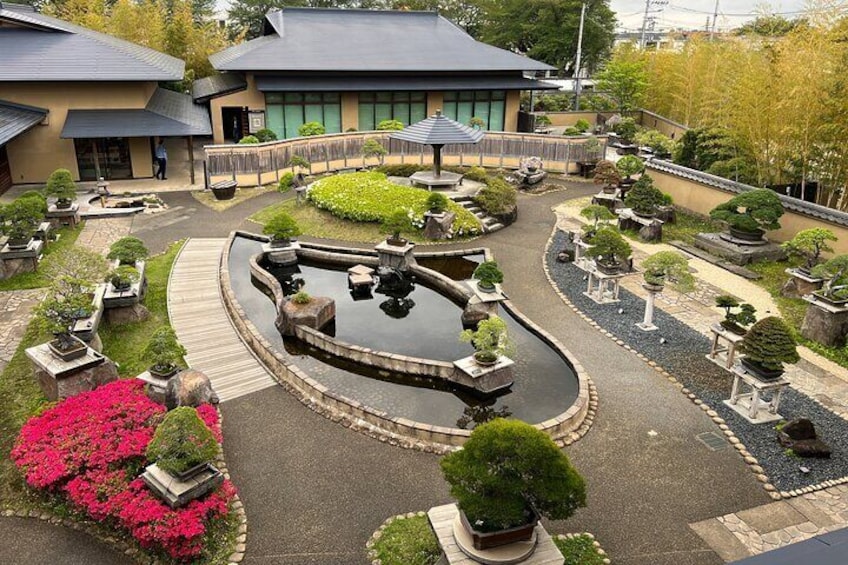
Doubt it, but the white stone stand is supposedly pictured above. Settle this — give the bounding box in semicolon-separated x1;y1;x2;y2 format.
453;355;515;395
428;504;564;565
637;284;662;331
583;268;624;304
723;364;789;424
572;239;593;272
707;324;745;370
46;203;81;229
375;240;416;272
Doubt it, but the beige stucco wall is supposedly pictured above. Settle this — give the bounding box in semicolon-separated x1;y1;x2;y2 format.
540;111;598;128
341;93;358;131
650;169;848;255
638;111;688;140
2;81;158;183
427;91;444;116
210;73;267;144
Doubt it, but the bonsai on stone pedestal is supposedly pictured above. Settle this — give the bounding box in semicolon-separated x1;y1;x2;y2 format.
263;211;302;248
143;326;186;379
783;228;837;276
45;168;77;210
440;418;586;551
105;265;139;293
107;236;148;266
709;189;784;242
382;208;415;247
638;251;694;331
592;160;621;194
459;315;512;366
471;260;504;294
579;204;616;241
810;254;848;306
0;198;43;249
738;316;799;380
361;138;388;168
37;291;92;362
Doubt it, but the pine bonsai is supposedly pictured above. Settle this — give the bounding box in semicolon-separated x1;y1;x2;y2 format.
0;199;43;243
472;260;504;291
574;118;591;133
624;174;665;217
106;265;139;291
377;119;405;131
579;205;616;240
382;209;414;243
588;226;632;269
592;160;621;188
440;418;586;532
37;292;92;351
45;168;77;208
290;155;311;173
715;295;757;334
739;316;799;373
583;136;602;162
263;212;302;245
782;228;837;273
460;315;512;364
613;117;638;143
146;407;219;476
811;255;848;301
107;236;148;265
143;326;186;377
709;189;784;235
426;192;449;214
361;138;388;166
237;135;259;144
615;155;645;180
641;251;695;292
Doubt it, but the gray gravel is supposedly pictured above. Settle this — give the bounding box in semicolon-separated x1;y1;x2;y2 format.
548;230;848;492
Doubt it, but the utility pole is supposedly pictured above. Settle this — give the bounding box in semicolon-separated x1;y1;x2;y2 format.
639;0;651;49
710;0;720;39
639;0;668;49
573;2;586;111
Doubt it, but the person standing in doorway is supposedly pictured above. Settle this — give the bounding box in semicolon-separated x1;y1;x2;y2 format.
155;139;168;180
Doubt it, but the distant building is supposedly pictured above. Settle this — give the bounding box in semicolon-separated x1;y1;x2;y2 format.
614;31;690;51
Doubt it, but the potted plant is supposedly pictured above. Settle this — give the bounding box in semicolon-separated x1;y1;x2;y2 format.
263;212;302;248
37;291;92;361
143;326;186;379
615;155;645;192
709;189;784;242
624;174;665;218
592;160;621;193
534;114;552;132
782;228;837;276
739;316;799;380
361;138;388;167
588;226;632;274
106;236;148;266
297;122;325;137
472;260;504;293
575;118;591;133
382;209;414;246
45;168;77;209
426;192;449;214
145;406;220;481
440;418;586;550
290;155;311;175
290;290;312;306
613;117;638;145
469;116;486;130
641;251;695;292
106;265;139;292
460;315;512;366
255;128;277;143
811;255;848;305
579;204;616;240
715;295;757;335
0;199;43;248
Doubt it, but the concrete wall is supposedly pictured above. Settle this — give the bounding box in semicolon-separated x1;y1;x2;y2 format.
539;111;598;128
638;110;688;140
1;81;158;183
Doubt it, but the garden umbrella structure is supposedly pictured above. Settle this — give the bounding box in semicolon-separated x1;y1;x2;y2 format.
389;110;484;178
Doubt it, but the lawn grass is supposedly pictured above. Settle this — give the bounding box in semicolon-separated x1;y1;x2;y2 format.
98;240;183;377
250;199;474;244
368;515;441;565
662;208;723;245
191;185;275;212
0;224;83;291
553;534;607;565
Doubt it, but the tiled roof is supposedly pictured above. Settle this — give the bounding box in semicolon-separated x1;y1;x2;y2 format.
0;99;48;146
192;73;248;102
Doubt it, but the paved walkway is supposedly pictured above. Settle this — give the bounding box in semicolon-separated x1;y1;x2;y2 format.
75;217;133;255
0;289;44;374
168;238;276;402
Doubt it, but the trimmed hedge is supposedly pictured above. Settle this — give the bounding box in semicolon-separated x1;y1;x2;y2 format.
307;172;481;236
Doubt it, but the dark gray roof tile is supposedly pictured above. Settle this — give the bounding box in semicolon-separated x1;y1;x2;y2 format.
192;73;248;102
0;99;48;146
255;75;559;92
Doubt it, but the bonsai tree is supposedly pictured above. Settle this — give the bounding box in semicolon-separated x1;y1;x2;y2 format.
612;117;638;144
45;168;77;209
588;226;632;271
42;248;108;300
459;315;512;364
738;316;799;378
263;211;302;246
634;129;676;157
254;128;277;143
563;126;581;137
37;291;92;353
641;251;695;291
440;418;586;533
782;228;837;273
592;160;621;189
579;204;616;240
290;155;311;174
107;236;148;265
0;199;43;246
469;116;486;130
143;326;186;377
17;191;48;216
377;119;404;131
715;295;757;335
615;155;645;182
811;255;848;302
297;121;325;136
106;265;139;291
574;118;591;133
361;138;388;166
426;192;449;214
237;135;259;144
534;114;552;129
472;260;504;292
291;290;311;305
146;407;219;476
381;209;414;244
709;189;784;238
624;174;665;217
583;136;602;162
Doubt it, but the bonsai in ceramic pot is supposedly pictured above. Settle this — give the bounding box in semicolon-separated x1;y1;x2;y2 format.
592;160;621;193
579;204;616;241
459;315;512;366
715;295;757;335
426;192;449;215
263;211;303;248
472;260;504;293
709;189;783;242
0;198;44;248
107;236;148;266
106;265;139;292
642;251;694;293
37;291;92;362
582;136;603;163
811;255;848;305
143;326;186;379
624;174;665;218
440;418;586;550
738;316;799;380
45;168;77;210
615;155;645;192
381;209;414;246
782;228;837;276
587;226;632;274
146;406;219;481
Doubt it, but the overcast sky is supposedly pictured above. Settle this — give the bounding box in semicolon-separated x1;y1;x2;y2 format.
611;1;807;32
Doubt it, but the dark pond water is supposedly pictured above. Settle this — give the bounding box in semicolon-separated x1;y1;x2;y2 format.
228;236;579;428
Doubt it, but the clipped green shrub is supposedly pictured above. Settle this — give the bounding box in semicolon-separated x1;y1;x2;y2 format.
308;172;481;236
255;128;277;143
377;119;404;131
624;174;665;216
107;236;148;265
45;168;77;205
146;407;219;476
563;126;582;136
474;176;516;216
279;171;295;192
143;326;186;375
463;166;489;183
710;189;784;234
374;164;430;177
426;192;449;213
739;316;799;372
574;118;591;133
298;122;326;136
382;209;415;241
263;211;302;242
291;290;311;305
238;135;259;144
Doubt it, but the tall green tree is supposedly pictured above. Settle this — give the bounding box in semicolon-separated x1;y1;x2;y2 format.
593;44;648;112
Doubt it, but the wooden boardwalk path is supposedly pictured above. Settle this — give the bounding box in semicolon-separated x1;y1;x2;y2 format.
168;238;276;402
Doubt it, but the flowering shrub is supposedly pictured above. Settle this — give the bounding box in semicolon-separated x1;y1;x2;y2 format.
11;380;234;561
308;172;481;236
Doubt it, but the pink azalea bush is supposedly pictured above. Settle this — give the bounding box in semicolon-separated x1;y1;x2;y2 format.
11;379;234;561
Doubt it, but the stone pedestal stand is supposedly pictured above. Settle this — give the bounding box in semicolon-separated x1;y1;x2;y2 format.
137;370;171;404
462;281;508;326
723;364;789;424
0;239;43;280
692;232;786;266
46;203;80;229
584;269;624;304
781;268;823;299
572;239;593;272
801;296;848;347
25;342;118;401
616;208;663;243
637;284;662;331
263;241;300;266
452;356;515;395
375;240;416;272
428;504;564;565
142;463;223;509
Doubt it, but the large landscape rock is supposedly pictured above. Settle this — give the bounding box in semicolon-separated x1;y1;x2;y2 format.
165;369;219;409
423;211;455;240
275;296;336;336
105;303;151;325
778;418;831;458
